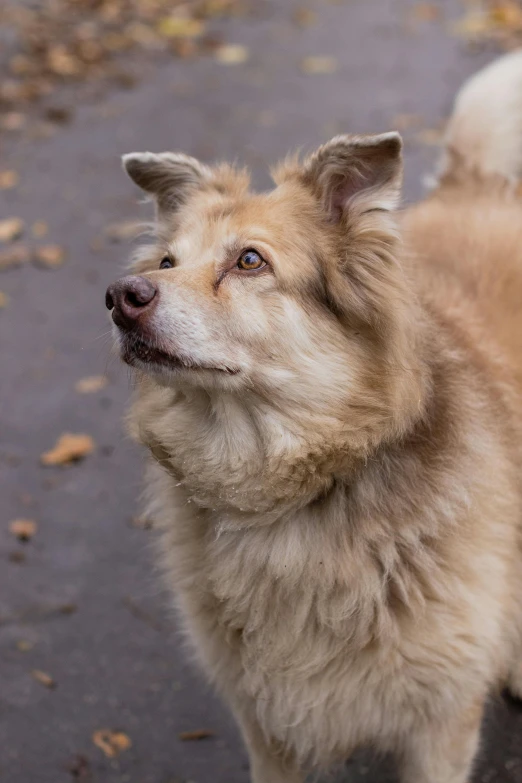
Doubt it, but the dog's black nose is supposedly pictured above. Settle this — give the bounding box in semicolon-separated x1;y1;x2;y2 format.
105;275;157;329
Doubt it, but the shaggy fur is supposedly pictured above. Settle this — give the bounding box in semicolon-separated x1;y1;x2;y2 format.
108;52;522;783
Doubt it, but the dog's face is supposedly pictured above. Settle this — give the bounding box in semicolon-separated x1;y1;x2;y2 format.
107;133;418;442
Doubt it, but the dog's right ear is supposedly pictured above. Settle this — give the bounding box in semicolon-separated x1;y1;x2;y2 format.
122;152;211;217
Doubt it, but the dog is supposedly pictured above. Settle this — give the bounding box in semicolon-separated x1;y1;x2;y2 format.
106;51;522;783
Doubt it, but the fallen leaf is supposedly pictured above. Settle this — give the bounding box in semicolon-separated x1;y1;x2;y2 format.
45;106;73;124
0;291;8;308
410;3;440;22
0;245;30;271
40;433;95;466
104;221;140;242
59;602;77;615
157;15;206;38
301;56;338;74
16;639;34;651
0;112;26;131
9;551;26;563
31;669;56;689
0;170;19;189
491;1;522;28
67;754;91;779
391;113;422;131
34;245;66;268
32;221;48;238
75;375;108;394
9;518;37;542
47;46;81;77
179;729;216;741
293;8;317;27
92;729;131;758
0;218;24;242
415;127;444;146
215;44;249;64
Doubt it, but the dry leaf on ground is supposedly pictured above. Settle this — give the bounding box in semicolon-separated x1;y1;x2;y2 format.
32;221;49;238
293;8;317;27
75;375;108;394
301;56;337;74
451;1;522;46
0;113;26;131
0;245;30;271
415;127;444;146
215;43;249;64
33;245;66;268
17;639;34;651
9;518;37;542
31;669;56;688
104;221;140;242
391;113;422;131
0;291;8;308
179;729;216;741
67;754;91;779
40;433;95;466
157;15;206;38
92;729;131;758
0;218;24;242
410;3;440;22
0;171;19;189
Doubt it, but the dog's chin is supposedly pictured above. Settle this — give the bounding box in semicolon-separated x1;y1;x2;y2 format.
119;333;241;387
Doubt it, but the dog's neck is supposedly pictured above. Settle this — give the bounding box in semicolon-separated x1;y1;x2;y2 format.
132;329;432;530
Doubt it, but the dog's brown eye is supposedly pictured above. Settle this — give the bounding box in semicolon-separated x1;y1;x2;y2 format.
159;256;173;270
237;250;265;271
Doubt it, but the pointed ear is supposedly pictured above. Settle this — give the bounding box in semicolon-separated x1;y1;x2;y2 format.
122;152;211;216
301;132;403;221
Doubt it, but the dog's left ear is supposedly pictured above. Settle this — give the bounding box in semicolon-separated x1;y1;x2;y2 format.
302;132;403;221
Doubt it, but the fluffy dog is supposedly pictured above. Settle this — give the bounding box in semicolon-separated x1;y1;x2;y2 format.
106;51;522;783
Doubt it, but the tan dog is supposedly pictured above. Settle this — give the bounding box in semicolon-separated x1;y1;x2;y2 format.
106;51;522;783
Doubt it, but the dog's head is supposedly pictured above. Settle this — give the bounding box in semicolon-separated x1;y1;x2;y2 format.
107;133;423;450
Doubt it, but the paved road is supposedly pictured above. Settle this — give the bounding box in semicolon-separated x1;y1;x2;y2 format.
1;1;521;781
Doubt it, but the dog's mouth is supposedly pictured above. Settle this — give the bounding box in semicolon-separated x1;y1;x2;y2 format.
120;333;239;376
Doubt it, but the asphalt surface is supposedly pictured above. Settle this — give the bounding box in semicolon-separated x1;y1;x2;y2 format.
1;1;522;782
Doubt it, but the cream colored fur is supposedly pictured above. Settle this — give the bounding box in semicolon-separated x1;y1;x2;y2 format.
111;52;522;783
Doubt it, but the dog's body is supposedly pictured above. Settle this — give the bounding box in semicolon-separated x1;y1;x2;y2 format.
108;52;522;783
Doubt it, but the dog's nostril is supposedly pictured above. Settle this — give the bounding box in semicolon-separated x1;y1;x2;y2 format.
124;277;157;309
105;288;115;310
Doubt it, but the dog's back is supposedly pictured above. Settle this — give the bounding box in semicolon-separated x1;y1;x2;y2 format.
404;51;522;404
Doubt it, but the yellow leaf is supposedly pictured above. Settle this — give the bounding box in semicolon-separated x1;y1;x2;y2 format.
301;56;338;74
93;729;131;758
157;15;206;38
0;291;8;308
32;221;49;238
40;433;95;466
9;518;37;541
0;245;30;271
215;44;249;64
415;127;444;146
33;245;66;269
75;375;108;394
0;171;19;189
0;218;24;243
31;669;55;689
411;3;440;22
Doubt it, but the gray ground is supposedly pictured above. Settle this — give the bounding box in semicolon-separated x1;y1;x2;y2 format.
1;1;522;781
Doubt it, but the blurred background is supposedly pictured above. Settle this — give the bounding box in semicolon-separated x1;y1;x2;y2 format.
1;1;522;781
